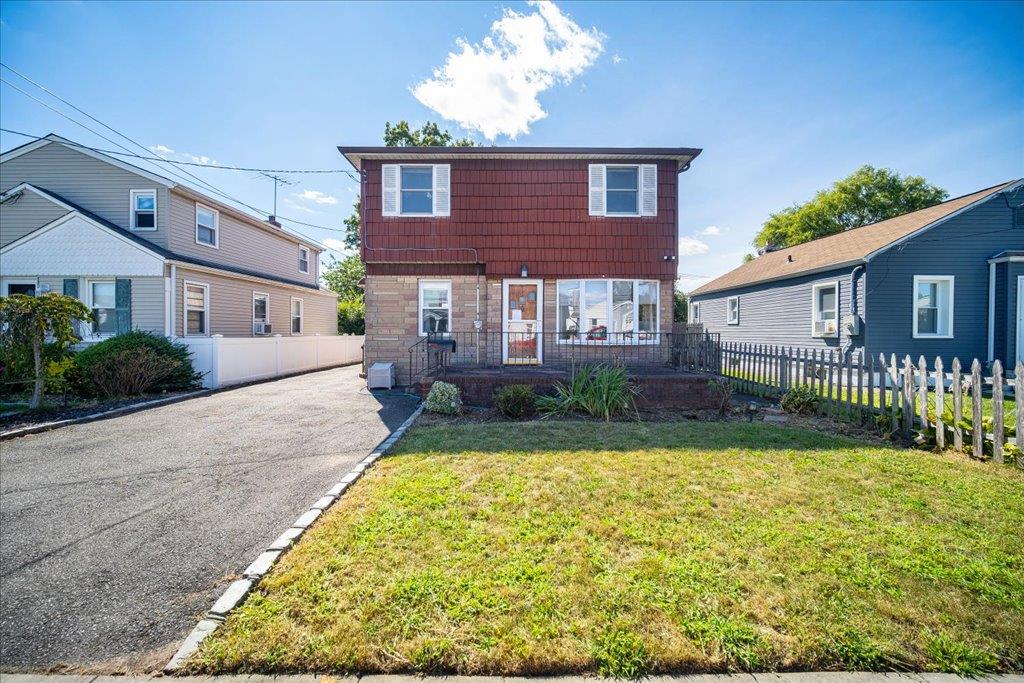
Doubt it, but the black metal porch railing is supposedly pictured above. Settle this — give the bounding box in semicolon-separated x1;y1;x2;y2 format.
407;330;721;384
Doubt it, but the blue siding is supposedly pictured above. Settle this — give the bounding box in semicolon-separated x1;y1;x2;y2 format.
1007;262;1024;366
994;262;1008;365
690;266;865;353
864;192;1023;364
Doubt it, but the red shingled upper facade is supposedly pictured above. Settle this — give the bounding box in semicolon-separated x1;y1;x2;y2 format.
345;148;700;280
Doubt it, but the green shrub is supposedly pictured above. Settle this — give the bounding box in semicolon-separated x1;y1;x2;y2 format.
493;384;537;418
424;380;462;414
707;378;733;414
71;331;202;397
337;298;365;335
781;385;819;415
538;364;640;421
0;342;76;397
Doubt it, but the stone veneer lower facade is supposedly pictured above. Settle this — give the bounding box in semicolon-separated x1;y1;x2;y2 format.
364;274;675;385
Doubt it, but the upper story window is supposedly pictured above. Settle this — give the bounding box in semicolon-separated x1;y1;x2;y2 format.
811;281;838;337
589;164;657;217
381;164;450;217
130;190;156;231
298;246;310;273
913;275;954;338
195;204;219;248
727;296;740;325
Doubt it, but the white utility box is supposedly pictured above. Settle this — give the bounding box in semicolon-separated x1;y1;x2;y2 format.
367;362;396;390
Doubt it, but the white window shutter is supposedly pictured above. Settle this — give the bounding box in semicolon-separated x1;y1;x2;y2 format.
640;164;657;216
432;164;450;217
382;164;398;216
588;164;606;216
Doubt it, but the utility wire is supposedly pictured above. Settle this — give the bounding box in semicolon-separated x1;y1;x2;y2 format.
0;127;354;176
0;71;352;241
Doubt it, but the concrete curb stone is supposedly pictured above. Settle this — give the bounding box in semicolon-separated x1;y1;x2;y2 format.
163;403;425;672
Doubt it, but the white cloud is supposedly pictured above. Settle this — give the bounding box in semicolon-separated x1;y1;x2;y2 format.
321;237;348;252
184;153;217;165
611;53;625;64
282;198;317;214
411;0;605;140
293;189;338;206
698;225;721;236
149;144;220;166
150;144;174;157
678;237;710;257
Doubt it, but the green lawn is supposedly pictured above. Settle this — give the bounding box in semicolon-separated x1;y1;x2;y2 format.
192;421;1024;676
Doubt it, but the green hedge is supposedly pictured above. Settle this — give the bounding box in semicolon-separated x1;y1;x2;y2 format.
71;331;203;397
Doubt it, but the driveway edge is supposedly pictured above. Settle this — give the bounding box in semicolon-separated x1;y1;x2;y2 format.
164;402;425;672
0;390;212;442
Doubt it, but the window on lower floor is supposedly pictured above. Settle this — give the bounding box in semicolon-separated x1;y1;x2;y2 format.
184;282;209;336
291;297;304;335
253;292;269;335
913;276;953;338
4;281;36;296
419;280;451;336
727;296;739;325
89;280;117;336
811;282;838;337
690;301;700;323
557;279;659;343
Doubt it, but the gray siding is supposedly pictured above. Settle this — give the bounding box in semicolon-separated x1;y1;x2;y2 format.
168;191;320;287
1003;262;1023;366
0;189;69;247
865;193;1024;365
37;275;166;335
691;266;864;353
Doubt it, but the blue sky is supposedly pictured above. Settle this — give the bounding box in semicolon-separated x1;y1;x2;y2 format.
1;0;1021;289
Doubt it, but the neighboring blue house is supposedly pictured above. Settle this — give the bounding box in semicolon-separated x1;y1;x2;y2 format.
689;179;1024;370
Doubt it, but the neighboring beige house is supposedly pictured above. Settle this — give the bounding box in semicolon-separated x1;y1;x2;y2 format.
0;134;338;341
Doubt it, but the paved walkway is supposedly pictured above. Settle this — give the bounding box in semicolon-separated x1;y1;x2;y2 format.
1;673;1020;682
0;365;420;671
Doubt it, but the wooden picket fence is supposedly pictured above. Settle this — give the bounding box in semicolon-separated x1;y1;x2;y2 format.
718;341;1021;465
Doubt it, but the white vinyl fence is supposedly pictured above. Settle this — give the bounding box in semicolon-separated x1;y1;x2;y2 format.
180;334;363;389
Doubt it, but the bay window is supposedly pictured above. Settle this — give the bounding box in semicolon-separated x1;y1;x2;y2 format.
557;279;660;343
913;275;953;338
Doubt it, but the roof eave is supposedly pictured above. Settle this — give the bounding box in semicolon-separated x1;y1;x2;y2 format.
337;146;703;172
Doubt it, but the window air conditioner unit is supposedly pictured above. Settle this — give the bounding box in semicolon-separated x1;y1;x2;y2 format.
814;320;837;336
254;322;272;336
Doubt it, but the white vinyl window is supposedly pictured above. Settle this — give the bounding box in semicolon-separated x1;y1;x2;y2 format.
382;164;451;217
195;203;219;247
588;164;657;217
913;276;954;338
298;246;310;274
418;280;451;336
184;281;209;336
88;280;117;336
253;292;269;335
690;301;700;323
811;281;839;338
557;279;659;343
727;296;740;325
290;297;304;335
130;189;156;231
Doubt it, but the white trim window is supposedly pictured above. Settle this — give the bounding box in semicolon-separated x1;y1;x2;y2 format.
298;246;310;274
290;297;304;335
418;280;452;336
690;301;700;323
87;279;117;336
2;277;38;296
588;164;657;217
727;296;740;325
382;164;451;217
253;291;270;335
557;279;660;343
913;275;954;338
811;281;839;338
195;203;219;248
184;281;209;336
130;189;157;231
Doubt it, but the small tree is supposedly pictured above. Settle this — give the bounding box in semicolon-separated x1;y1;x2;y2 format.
0;293;92;408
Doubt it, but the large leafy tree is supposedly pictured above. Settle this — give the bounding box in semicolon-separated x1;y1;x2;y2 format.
342;121;476;248
323;253;365;301
753;166;947;249
0;293;92;408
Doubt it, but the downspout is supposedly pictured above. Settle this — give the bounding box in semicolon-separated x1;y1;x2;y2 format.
843;264;865;356
988;260;996;364
169;263;177;339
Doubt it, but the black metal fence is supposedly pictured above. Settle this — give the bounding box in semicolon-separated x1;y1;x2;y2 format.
408;330;721;384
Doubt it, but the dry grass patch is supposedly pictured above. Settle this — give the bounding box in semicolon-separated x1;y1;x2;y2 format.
191;421;1024;676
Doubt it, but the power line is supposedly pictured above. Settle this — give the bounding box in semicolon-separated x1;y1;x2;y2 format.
0;70;353;241
0;127;354;176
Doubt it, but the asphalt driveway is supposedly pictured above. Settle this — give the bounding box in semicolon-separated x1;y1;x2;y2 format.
0;365;420;671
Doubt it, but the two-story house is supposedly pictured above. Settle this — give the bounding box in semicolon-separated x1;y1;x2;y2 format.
1;134;338;341
338;145;702;384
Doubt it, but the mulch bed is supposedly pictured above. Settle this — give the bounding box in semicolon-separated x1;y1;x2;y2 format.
0;392;195;433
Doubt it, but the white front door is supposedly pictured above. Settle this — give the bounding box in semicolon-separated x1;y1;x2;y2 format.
1016;276;1024;366
502;279;543;364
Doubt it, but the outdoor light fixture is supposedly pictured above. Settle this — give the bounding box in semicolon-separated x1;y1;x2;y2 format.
520;264;528;277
